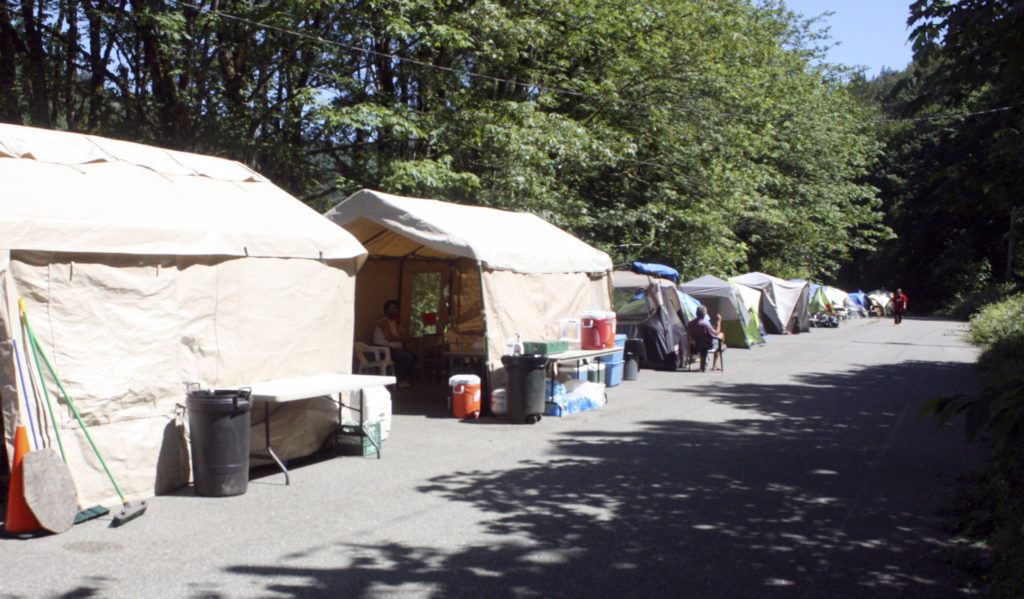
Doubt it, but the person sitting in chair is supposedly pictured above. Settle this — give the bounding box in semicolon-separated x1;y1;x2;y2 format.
374;300;417;387
686;306;726;372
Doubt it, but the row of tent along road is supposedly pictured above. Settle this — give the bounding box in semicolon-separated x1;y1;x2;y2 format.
0;122;900;515
613;263;886;371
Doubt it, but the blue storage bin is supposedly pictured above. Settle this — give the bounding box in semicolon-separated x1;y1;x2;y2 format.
614;334;627;348
606;360;625;387
598;349;624;364
557;365;588;382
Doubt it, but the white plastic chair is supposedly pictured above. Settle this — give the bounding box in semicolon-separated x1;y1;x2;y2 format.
354;342;395;376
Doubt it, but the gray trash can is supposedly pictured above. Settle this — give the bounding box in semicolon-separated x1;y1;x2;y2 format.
501;354;548;424
186;387;252;497
623;351;640;381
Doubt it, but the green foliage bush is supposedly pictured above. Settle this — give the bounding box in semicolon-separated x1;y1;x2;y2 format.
969;293;1024;349
939;282;1016;321
939;293;1024;597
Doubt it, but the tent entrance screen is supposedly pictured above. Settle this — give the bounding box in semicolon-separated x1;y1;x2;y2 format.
410;271;446;337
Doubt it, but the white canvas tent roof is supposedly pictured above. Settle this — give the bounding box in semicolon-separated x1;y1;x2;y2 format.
1;124;366;507
0;123;366;262
325;189;611;274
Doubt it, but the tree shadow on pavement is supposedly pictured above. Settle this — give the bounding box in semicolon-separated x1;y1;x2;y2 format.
223;360;982;598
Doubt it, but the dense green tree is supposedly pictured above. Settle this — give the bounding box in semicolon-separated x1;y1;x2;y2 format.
0;0;886;280
840;1;1024;312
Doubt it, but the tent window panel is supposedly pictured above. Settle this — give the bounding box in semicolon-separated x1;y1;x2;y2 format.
410;271;445;337
613;287;645;312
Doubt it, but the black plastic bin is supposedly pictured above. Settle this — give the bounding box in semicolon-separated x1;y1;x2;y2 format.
501;354;548;424
186;387;252;497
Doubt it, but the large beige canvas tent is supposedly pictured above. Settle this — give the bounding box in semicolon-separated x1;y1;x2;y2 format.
325;190;613;388
0;124;367;506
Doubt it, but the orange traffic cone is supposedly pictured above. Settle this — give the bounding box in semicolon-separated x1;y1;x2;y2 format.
5;425;41;534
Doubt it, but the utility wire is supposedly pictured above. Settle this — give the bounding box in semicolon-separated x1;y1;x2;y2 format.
166;0;1022;126
168;0;615;105
870;101;1024;124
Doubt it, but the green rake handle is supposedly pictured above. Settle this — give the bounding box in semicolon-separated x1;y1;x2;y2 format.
19;298;128;504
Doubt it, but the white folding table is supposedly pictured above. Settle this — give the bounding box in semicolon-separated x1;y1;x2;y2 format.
247;373;395;484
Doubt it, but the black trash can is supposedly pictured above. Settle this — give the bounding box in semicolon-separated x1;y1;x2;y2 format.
623;351;640;381
624;338;644;365
501;354;548;424
186;387;252;497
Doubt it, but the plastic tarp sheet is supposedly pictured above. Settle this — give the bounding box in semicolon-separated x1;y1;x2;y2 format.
676;290;701;322
630;262;678;282
615;283;687;370
326;189;612;274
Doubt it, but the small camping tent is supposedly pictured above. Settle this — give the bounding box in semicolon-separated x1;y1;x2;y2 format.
848;290;868;310
679;275;764;348
325;190;613;389
808;283;831;314
612;268;687;370
824;285;866;318
0;124;367;507
868;290;893;316
730;272;810;334
731;280;769;338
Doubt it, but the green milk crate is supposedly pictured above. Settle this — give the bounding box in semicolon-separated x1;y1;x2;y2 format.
335;421;381;457
522;340;569;355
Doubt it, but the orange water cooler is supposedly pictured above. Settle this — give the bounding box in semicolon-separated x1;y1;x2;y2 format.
602;311;617;348
449;374;481;419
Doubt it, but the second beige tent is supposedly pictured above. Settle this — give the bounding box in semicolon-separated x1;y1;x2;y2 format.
325;190;613;388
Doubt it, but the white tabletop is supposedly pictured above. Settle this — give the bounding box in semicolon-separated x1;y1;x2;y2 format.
247;373;396;402
546;347;622;362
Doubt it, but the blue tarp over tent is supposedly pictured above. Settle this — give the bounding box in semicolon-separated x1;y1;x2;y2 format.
631;261;679;282
676;289;701;322
848;290;868;308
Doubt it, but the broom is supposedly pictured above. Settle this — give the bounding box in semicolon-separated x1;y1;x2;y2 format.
13;335;107;528
19;299;145;527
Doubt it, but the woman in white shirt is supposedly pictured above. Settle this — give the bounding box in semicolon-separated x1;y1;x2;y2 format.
375;300;416;387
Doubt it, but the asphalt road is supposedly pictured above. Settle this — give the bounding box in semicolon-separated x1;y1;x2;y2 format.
0;317;981;598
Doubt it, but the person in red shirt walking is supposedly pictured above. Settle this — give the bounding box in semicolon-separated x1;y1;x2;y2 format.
892;288;909;326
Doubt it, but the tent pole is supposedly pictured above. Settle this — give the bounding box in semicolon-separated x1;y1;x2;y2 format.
397;258;405;326
476;261;491;415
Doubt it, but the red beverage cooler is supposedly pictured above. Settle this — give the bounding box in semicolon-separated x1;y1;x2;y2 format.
581;311;609;350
